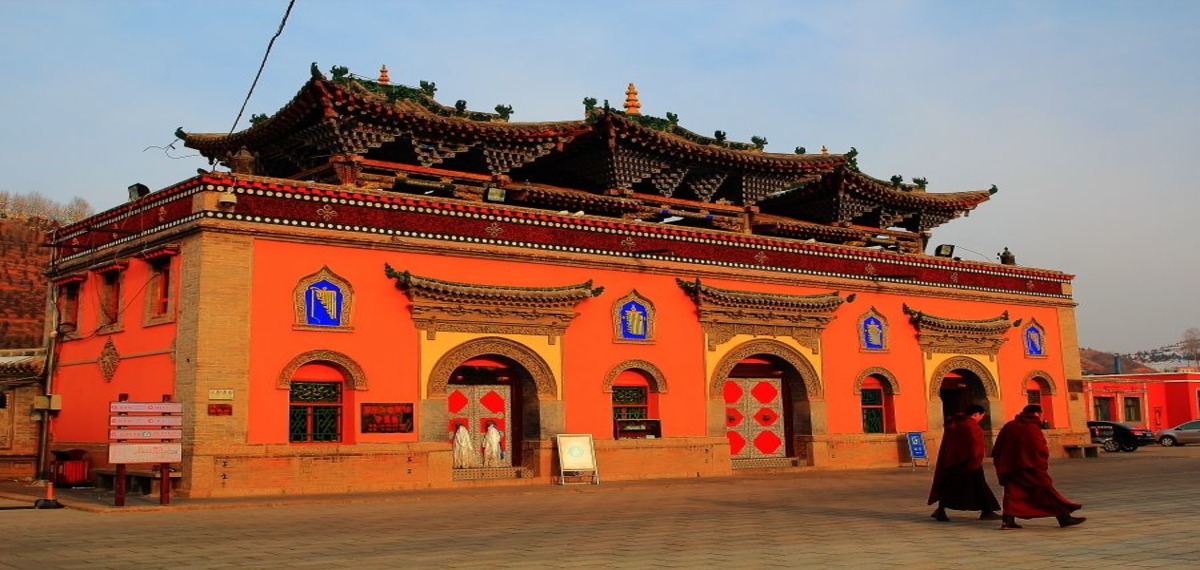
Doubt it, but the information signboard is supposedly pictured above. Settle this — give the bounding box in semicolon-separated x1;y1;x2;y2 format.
108;399;184;507
108;442;183;464
109;429;183;440
110;415;184;427
110;402;184;414
906;431;930;470
555;434;599;485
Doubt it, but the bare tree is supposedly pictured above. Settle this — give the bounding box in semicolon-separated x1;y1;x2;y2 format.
0;190;92;223
1182;328;1200;368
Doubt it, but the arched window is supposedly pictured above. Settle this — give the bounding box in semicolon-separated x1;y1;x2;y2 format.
289;362;347;442
860;375;896;434
611;369;661;439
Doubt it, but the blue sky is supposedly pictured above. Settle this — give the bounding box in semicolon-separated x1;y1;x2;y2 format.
2;1;1197;354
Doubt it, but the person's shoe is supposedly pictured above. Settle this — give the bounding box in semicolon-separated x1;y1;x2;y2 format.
979;511;1003;520
930;509;950;522
1000;516;1023;530
1057;515;1087;528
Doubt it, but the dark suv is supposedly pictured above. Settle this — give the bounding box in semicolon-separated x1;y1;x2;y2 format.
1088;420;1156;452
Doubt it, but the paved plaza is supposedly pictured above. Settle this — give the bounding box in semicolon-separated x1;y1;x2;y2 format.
2;445;1198;569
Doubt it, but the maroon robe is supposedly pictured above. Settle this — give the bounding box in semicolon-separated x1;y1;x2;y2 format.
928;414;1000;512
991;412;1082;518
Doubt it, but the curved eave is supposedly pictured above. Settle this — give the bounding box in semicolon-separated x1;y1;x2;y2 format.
845;171;992;211
678;278;845;312
904;305;1014;334
182;77;592;158
0;355;46;383
181;77;336;156
387;267;601;307
602;114;846;173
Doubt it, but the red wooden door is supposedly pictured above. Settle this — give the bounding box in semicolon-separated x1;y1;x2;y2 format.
447;385;511;467
724;378;786;461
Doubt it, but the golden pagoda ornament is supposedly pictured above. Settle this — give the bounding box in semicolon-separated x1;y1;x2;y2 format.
624;83;641;115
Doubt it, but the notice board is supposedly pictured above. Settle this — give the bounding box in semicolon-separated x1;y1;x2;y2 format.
555;434;599;485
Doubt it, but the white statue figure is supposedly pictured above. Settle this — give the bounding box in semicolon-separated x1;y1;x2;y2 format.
482;422;505;467
452;424;476;468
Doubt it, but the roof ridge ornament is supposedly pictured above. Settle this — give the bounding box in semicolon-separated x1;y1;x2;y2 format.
624;83;641;115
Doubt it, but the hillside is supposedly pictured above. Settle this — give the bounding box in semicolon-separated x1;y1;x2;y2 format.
0;217;54;348
1079;348;1157;375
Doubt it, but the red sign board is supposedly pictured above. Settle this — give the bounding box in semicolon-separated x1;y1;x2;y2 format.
110;401;184;414
110;415;184;427
109;429;183;440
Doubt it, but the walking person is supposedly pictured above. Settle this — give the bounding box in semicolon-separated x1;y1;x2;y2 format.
928;404;1001;522
991;404;1086;530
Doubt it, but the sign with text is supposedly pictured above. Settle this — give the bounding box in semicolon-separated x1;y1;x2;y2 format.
110;415;184;427
906;432;927;459
110;429;183;440
361;403;414;433
906;431;930;471
110;401;184;414
108;442;182;464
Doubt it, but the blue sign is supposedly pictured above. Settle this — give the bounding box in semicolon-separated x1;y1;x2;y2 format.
619;300;649;340
305;280;343;326
861;315;885;350
906;432;927;460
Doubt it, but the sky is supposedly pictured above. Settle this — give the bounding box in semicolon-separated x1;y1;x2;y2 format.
1;0;1197;354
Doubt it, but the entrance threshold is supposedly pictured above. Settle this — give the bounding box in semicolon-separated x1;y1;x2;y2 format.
731;457;799;470
452;467;530;481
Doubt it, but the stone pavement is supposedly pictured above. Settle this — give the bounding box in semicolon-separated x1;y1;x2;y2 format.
2;445;1198;569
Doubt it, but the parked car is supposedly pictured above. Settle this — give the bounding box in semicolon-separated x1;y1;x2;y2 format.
1087;420;1156;452
1155;420;1200;446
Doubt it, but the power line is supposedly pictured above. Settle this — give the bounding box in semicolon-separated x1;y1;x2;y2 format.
228;0;296;136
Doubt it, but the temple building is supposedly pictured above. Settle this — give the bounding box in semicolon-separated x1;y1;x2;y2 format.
43;64;1087;497
1082;371;1200;431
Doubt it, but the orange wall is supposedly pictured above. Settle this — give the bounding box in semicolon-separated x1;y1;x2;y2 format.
51;256;178;443
247;240;712;443
53;236;1075;448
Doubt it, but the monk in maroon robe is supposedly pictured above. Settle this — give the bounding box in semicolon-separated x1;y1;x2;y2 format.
928;404;1001;521
991;404;1085;529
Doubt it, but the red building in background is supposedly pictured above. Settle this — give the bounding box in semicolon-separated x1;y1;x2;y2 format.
1083;370;1200;431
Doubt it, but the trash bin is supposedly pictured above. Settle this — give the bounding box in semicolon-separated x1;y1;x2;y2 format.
50;449;89;487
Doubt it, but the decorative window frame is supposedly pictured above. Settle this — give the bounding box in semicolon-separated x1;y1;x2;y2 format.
602;360;669;394
141;245;179;328
1022;318;1048;358
852;367;901;395
854;367;900;435
292;266;354;332
90;261;129;334
276;350;368;390
857;307;889;352
53;274;86;339
612;290;656;344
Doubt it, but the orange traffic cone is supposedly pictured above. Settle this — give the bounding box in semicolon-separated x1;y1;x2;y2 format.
34;481;64;509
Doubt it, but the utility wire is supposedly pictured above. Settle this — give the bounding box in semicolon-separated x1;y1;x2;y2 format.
228;0;296;136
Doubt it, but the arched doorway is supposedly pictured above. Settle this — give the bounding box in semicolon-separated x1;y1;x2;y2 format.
711;340;822;468
1024;371;1057;428
930;357;998;431
428;337;559;475
445;355;535;468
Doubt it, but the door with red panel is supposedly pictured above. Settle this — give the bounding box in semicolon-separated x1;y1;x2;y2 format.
723;378;786;461
447;385;511;468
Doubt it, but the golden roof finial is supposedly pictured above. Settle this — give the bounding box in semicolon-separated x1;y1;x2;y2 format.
820;145;829;155
378;65;391;85
624;83;641;116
